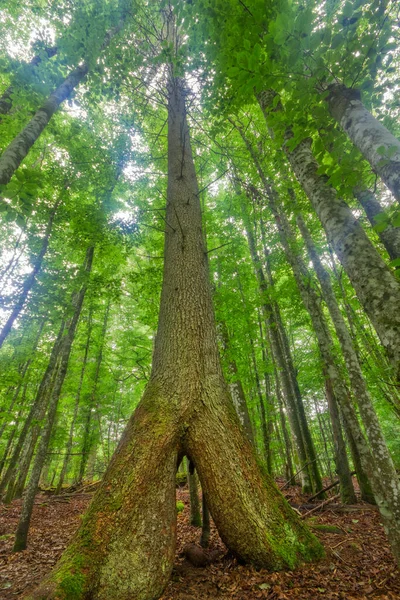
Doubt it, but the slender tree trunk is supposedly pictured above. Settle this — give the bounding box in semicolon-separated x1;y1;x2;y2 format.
323;377;357;503
354;187;400;261
0;321;66;495
0;47;58;118
240;199;315;492
272;197;400;561
200;493;210;548
327;84;400;203
56;315;92;494
0;200;60;348
0;21;125;187
219;319;255;444
13;247;93;551
187;459;201;527
77;302;109;484
296;212;399;506
257;91;400;381
28;74;322;600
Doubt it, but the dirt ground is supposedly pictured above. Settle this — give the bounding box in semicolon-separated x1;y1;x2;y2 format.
0;484;399;599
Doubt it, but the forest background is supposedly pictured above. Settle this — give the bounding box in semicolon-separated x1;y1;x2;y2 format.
0;0;400;594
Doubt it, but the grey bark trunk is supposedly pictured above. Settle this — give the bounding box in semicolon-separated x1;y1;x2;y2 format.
0;47;58;118
0;200;59;348
354;187;400;261
0;21;125;187
56;315;92;494
13;246;93;551
257;90;400;382
0;321;66;495
327;84;400;203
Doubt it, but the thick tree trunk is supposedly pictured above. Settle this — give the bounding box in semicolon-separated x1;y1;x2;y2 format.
257;91;400;382
0;22;125;187
327;84;400;203
27;76;322;600
13;247;93;551
0;200;60;348
354;187;400;261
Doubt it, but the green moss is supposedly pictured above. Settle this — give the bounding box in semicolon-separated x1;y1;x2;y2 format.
309;524;343;534
176;500;185;513
176;472;187;487
58;572;85;600
53;551;86;600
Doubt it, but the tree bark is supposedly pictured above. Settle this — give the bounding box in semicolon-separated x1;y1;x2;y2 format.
0;21;125;187
296;211;398;503
0;321;66;495
327;84;400;203
27;75;323;600
13;246;93;551
0;200;60;348
354;187;400;261
257;90;400;382
0;47;58;118
56;314;92;495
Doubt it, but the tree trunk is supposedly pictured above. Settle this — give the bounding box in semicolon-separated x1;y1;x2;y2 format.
239;197;315;492
77;302;109;485
200;493;210;548
354;187;400;261
323;377;357;504
0;47;58;118
0;321;66;495
13;247;93;551
27;75;323;600
56;314;92;494
326;84;400;203
296;211;398;500
219;318;255;445
257;91;400;382
0;21;125;187
0;200;60;348
187;459;202;527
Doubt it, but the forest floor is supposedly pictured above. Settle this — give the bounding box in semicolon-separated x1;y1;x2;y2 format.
0;482;399;599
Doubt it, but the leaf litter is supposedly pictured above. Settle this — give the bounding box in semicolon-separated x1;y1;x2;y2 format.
0;484;398;599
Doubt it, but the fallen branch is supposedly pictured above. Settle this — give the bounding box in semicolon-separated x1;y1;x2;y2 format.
280;458;319;491
301;493;341;519
307;471;356;502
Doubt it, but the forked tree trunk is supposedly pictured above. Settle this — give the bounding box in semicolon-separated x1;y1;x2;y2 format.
27;76;323;600
326;84;400;203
